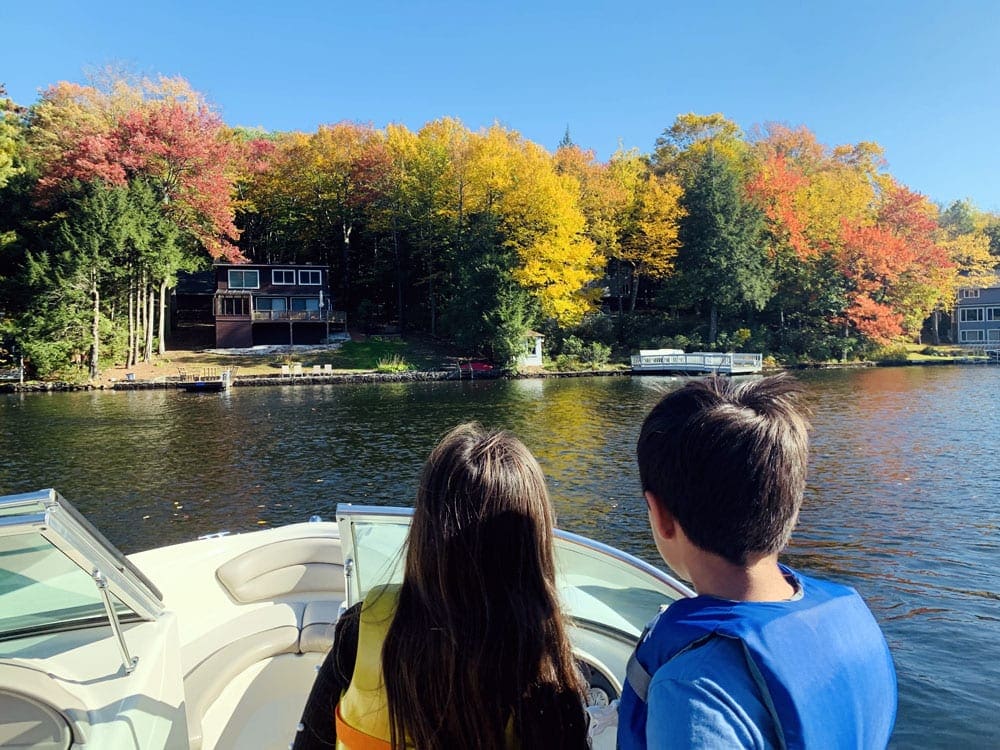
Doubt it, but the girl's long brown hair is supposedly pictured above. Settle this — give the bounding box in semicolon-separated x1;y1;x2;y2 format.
381;423;586;749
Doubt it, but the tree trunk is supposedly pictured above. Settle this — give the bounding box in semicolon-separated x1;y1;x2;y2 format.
127;271;136;367
90;269;100;380
158;278;168;355
135;273;145;363
629;266;641;313
931;309;941;345
145;286;155;362
709;303;718;344
392;217;404;330
342;221;352;309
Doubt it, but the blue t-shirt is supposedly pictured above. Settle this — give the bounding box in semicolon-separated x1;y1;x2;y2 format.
645;635;779;749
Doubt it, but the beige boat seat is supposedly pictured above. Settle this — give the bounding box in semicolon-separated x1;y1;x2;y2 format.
215;536;345;604
0;661;90;749
185;536;346;749
300;600;343;653
184;618;301;750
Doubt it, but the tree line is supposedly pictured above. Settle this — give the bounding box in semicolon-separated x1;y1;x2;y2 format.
1;77;997;379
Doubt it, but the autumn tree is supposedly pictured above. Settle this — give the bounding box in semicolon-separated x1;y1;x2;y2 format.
619;172;684;311
652;113;749;183
465;126;600;326
0;85;25;190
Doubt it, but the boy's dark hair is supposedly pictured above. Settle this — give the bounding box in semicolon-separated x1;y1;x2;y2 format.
637;374;810;565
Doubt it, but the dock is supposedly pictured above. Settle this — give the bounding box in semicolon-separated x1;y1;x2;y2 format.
176;367;234;392
630;349;763;375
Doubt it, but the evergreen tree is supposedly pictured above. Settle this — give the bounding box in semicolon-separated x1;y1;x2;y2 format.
558;125;574;149
439;213;532;367
674;149;772;343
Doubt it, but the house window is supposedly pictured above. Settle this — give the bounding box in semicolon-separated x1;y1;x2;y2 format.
960;329;984;342
960;308;984;322
298;269;322;285
291;298;320;311
986;307;1000;321
256;297;287;311
272;269;295;285
228;270;259;289
219;297;249;316
960;288;981;299
989;329;1000;342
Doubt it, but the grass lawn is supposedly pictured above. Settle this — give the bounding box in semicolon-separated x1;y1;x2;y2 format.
101;336;454;382
899;343;981;362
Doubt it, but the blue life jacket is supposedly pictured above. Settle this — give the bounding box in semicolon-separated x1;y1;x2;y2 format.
617;566;897;749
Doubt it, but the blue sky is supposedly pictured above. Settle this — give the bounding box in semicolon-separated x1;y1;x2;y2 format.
4;1;1000;209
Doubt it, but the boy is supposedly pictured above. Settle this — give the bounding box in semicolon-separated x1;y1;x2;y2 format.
618;375;896;749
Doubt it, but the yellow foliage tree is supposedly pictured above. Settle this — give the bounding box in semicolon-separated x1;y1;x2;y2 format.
620;174;685;311
465;125;601;325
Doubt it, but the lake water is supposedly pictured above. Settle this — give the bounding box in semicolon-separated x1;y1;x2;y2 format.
1;366;997;747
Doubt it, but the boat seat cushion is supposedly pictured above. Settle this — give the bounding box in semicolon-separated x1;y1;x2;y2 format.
216;537;345;604
299;600;344;653
182;602;303;674
184;624;300;750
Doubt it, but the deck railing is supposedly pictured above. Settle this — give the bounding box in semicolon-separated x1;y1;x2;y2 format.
250;310;347;323
630;352;763;373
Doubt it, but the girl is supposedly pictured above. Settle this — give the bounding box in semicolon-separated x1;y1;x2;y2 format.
294;423;589;749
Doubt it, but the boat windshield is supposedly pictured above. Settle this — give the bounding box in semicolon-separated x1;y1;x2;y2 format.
0;529;129;641
336;504;693;640
0;490;163;645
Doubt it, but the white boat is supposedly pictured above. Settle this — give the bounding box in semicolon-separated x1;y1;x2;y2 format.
0;490;693;749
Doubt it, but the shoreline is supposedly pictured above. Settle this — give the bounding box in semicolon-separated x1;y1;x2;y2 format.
3;356;996;393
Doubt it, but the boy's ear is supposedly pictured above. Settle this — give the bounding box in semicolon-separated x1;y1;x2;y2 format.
644;491;677;540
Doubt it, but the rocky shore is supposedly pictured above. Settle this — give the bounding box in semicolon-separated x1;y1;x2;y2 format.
1;366;633;392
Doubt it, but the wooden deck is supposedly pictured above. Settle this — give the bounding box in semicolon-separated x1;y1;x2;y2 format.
631;350;763;375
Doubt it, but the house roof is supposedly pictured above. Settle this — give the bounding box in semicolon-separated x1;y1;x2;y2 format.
212;263;330;270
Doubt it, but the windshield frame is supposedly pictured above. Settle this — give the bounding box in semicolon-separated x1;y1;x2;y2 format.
335;503;694;640
0;489;164;642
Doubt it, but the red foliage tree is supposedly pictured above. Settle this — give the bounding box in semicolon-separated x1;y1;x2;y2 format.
746;153;812;260
116;104;241;260
33;83;242;261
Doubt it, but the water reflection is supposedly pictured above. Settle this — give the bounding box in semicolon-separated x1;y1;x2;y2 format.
1;367;999;746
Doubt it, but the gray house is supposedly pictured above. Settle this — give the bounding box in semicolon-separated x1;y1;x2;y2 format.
954;280;1000;346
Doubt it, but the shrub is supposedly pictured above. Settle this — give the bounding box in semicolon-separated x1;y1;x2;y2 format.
375;354;411;373
554;353;577;371
871;345;910;363
583;341;611;367
561;335;584;358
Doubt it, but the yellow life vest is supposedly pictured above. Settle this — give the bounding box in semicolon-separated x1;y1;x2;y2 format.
336;584;401;750
334;584;520;750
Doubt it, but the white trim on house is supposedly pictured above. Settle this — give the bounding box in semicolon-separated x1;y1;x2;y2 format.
298;270;322;285
272;269;295;285
960;329;985;342
960;307;984;322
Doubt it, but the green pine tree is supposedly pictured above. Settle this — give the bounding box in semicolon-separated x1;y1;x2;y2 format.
675;149;772;343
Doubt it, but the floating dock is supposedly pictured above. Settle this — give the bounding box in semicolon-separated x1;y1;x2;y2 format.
631;349;763;375
177;368;233;392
